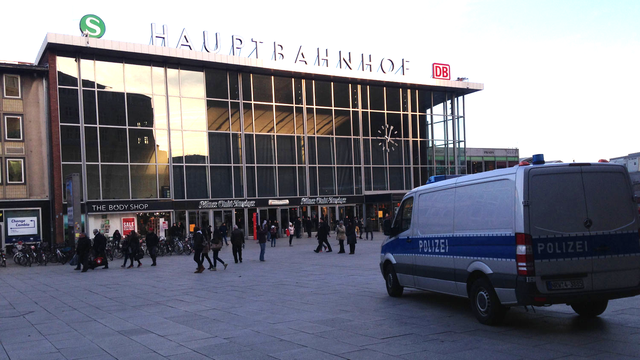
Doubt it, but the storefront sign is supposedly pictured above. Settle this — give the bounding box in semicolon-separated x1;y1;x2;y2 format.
301;197;348;205
122;217;135;236
7;217;37;236
268;200;290;206
150;24;410;76
87;200;173;213
198;200;256;209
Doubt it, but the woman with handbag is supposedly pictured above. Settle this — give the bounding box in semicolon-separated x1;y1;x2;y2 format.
336;221;347;253
201;228;214;270
211;227;227;270
126;231;142;268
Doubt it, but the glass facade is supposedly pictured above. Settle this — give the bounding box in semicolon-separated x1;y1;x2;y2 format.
57;56;467;202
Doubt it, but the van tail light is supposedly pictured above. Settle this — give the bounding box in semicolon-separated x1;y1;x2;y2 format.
516;233;535;276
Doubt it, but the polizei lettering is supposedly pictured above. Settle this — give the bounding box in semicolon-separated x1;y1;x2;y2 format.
536;240;588;255
419;239;449;253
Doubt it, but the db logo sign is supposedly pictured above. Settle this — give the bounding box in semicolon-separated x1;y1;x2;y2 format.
432;63;450;80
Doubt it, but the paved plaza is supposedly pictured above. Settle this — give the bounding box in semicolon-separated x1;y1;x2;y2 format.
1;236;640;360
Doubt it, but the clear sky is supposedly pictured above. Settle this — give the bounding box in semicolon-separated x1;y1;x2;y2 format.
2;0;638;162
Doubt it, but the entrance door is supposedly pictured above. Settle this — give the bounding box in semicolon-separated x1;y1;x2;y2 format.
280;208;289;236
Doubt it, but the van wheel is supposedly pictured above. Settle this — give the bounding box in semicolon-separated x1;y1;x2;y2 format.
570;300;608;317
469;278;507;325
384;263;404;297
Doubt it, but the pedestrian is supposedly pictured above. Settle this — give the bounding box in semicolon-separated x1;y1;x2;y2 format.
270;225;277;247
146;229;159;266
92;229;108;269
357;218;364;239
220;223;229;245
314;218;332;253
230;225;244;263
120;232;130;267
201;231;214;270
365;217;374;240
305;216;313;238
179;222;186;241
347;219;357;254
211;226;227;270
258;225;267;261
112;229;122;253
336;221;346;253
127;230;142;268
192;226;205;273
75;232;91;272
294;217;301;238
288;222;294;246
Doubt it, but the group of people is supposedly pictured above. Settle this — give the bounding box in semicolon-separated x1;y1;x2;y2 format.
192;224;245;273
314;216;360;254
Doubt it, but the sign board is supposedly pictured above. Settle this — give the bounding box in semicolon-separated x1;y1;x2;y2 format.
432;63;450;80
122;217;135;236
80;14;106;38
7;217;38;236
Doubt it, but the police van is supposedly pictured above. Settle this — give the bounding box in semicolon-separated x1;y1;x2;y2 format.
380;156;640;325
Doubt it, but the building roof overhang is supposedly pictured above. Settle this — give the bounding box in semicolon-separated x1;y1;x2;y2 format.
36;33;483;96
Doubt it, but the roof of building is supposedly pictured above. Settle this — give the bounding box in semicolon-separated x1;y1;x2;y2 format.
0;61;48;73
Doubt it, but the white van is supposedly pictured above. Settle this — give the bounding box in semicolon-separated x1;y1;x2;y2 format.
380;159;640;325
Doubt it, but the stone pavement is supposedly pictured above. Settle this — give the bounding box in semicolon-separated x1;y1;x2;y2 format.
1;236;640;360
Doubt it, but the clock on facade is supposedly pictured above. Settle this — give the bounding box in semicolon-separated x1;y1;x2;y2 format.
376;124;398;152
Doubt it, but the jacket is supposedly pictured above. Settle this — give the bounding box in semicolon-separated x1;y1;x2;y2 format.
193;231;205;251
257;227;267;244
77;236;91;255
317;222;329;241
145;232;159;249
336;225;346;240
230;229;244;246
93;233;107;253
128;233;140;251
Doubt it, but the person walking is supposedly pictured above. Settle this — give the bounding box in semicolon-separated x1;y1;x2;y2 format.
127;231;142;268
294;217;301;238
220;223;229;246
365;217;374;240
211;226;227;270
192;227;205;273
230;225;244;263
201;231;214;270
146;229;159;266
314;218;332;253
75;232;91;272
258;225;267;261
270;225;277;247
112;229;122;256
288;222;294;246
120;232;130;268
357;218;364;240
336;221;346;253
305;216;313;238
347;219;357;254
92;229;108;269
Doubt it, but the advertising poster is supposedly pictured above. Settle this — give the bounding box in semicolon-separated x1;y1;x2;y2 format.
122;217;136;236
8;217;38;236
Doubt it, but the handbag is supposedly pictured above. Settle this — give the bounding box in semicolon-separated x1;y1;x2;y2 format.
211;241;223;251
136;248;144;260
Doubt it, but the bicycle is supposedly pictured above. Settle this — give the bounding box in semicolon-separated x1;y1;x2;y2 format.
1;248;6;267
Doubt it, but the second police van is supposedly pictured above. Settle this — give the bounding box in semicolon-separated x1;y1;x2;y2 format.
380;155;640;325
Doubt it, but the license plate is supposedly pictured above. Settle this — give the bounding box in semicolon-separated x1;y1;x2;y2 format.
547;279;584;291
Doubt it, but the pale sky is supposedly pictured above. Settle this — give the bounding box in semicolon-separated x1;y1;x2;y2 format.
2;0;638;162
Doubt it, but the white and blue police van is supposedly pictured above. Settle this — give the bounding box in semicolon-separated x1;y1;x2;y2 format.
380;155;640;325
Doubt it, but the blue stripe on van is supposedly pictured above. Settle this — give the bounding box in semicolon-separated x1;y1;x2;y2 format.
533;231;640;261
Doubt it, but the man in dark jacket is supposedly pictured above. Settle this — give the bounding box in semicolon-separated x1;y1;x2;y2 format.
230;225;244;263
192;227;205;273
75;232;91;272
257;226;267;261
314;218;332;253
145;230;159;266
294;217;302;238
92;229;108;269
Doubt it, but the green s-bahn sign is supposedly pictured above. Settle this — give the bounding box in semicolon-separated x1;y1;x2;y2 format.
79;14;106;38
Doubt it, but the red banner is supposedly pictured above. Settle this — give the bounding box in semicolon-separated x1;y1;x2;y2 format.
122;217;135;236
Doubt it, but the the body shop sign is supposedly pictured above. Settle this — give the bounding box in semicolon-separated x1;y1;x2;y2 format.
8;217;38;236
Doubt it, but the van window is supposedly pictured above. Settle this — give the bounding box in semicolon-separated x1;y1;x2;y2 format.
418;189;455;235
454;180;515;233
529;171;587;235
582;171;636;232
393;197;414;232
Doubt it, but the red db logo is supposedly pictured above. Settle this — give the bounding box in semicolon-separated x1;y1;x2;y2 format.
432;63;450;80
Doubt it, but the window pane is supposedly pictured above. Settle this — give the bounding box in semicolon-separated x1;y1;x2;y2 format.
85;126;99;162
361;86;369;110
57;57;78;87
209;132;231;164
229;71;239;100
173;165;185;199
316;137;334;165
390;167;403;190
156;130;169;163
315;81;332;107
59;88;80;124
333;82;349;108
257;167;276;197
205;69;228;99
351;110;359;137
296;136;305;165
95;60;124;92
354;167;362;194
152;66;166;95
245;134;255;164
232;133;241;164
186;166;208;199
298;166;307;196
210;166;232;198
124;63;152;94
309;166;318;196
294;78;303;105
364;139;371;165
306;107;315;135
129;128;156;163
365;166;372;191
334;110;350;136
388;112;401;138
230;101;241;132
246;166;256;197
278;166;297;196
295;106;304;135
335;138;352;165
101;165;129;199
315;108;333;136
354;138;361;165
62;164;83;201
276;135;295;164
167;68;179;96
5;116;22;140
207;100;229;131
159;165;170;198
61;125;81;162
83;90;97;125
86;164;100;200
243;103;253;132
242;73;252;101
274;77;293;104
182;98;206;131
254;104;274;133
373;167;388;191
386;87;401;111
97;91;126;126
131;164;157;198
7;159;23;183
255;134;275;164
362;111;369;137
318;167;335;195
180;69;204;98
308;136;316;165
372;139;386;165
100;127;128;163
370;86;384;110
153;96;167;129
337;167;354;195
275;106;294;134
127;93;153;127
79;59;95;89
234;166;243;198
252;74;272;103
4;75;20;97
183;132;207;164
